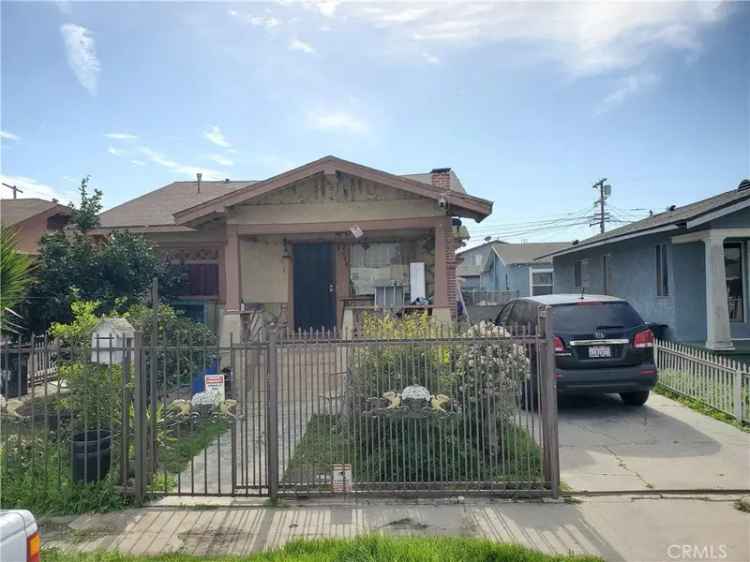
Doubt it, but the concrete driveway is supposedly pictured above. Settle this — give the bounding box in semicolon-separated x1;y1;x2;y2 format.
558;392;750;492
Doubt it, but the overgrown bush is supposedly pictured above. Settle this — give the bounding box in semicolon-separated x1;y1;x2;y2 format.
342;314;538;483
0;433;127;514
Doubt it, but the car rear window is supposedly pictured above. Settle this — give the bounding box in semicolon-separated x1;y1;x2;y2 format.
552;302;644;332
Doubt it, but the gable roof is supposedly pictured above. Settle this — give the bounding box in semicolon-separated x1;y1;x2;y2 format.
1;198;72;227
98;180;253;229
488;242;570;268
96;156;490;230
173;155;492;226
544;183;750;259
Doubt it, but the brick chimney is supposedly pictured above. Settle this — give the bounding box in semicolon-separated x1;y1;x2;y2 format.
431;167;451;190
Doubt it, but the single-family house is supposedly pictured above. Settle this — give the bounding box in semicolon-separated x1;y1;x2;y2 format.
95;156;493;344
0;198;73;254
456;240;499;290
477;242;569;299
546;180;750;351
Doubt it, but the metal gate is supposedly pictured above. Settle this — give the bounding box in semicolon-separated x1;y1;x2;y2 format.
0;309;559;504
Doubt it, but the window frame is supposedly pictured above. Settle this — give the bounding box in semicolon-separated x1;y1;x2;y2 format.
530;267;554;296
724;240;746;323
656;243;670;297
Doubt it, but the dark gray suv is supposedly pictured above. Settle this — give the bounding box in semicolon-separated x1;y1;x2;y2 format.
495;294;658;407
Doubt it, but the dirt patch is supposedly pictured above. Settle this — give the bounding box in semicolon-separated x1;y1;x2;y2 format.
178;527;247;550
381;517;430;531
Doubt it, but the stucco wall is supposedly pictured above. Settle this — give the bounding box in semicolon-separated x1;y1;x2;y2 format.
240;237;288;303
554;233;678;335
228;174;443;225
671;241;708;342
509;265;531;297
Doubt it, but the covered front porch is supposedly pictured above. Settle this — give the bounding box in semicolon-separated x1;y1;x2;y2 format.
221;216;465;342
673;227;750;351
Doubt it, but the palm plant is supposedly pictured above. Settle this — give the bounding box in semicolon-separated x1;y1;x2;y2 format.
0;227;33;334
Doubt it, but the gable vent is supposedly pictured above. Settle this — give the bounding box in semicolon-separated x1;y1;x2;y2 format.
738;179;750;192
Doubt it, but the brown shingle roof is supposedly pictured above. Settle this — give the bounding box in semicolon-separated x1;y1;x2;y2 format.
0;198;70;227
98;180;255;228
489;242;570;266
99;165;475;229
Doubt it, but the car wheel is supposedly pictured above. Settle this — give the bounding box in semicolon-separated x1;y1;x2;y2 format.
620;390;650;406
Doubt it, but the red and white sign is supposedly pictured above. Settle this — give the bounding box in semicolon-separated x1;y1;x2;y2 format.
204;374;225;402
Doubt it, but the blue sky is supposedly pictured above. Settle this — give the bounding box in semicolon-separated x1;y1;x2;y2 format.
1;1;748;244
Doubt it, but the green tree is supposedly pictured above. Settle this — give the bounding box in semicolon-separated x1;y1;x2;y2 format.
0;228;34;334
69;176;103;232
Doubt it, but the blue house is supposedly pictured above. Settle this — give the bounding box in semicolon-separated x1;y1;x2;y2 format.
546;180;750;351
459;242;568;301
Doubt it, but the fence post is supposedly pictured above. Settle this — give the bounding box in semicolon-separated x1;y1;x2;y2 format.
120;337;132;488
266;326;280;500
734;367;743;422
133;331;146;504
540;306;560;498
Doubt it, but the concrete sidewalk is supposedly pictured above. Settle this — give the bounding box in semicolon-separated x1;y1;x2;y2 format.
43;495;750;561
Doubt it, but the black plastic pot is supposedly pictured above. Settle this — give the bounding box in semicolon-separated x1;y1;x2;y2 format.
72;430;112;484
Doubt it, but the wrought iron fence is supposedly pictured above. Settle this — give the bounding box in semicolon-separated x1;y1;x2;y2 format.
655;339;750;424
0;311;560;507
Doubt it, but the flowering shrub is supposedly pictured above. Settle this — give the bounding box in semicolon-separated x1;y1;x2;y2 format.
343;315;537;483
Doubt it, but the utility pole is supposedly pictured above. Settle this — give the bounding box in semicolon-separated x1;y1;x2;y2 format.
592;178;611;234
2;182;23;199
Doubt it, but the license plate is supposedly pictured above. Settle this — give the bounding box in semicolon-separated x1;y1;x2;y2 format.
588;346;611;358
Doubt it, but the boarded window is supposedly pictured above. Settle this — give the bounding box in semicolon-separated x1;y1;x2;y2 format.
180;263;219;297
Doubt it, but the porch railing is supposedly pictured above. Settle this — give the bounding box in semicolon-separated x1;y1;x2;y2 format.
655;339;750;424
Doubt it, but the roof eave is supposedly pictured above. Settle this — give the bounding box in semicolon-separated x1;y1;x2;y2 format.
173;155;494;226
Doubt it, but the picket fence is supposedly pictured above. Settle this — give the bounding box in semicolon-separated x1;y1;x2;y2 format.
655;339;750;424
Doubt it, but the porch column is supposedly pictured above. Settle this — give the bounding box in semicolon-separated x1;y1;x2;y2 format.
225;224;241;311
220;224;242;347
703;234;733;350
434;217;450;308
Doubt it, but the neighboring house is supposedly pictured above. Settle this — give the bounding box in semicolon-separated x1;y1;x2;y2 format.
95;155;493;343
456;240;501;290
479;242;570;298
546;179;750;351
0;198;72;254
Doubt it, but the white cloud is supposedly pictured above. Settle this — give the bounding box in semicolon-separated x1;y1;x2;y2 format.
307;111;368;135
60;24;100;95
345;2;726;77
107;146;125;156
298;1;339;18
423;52;440;65
289;38;316;54
207;154;235;167
250;15;281;29
105;132;137;140
0;130;19;141
138;147;227;180
204;126;231;148
130;160;146;166
596;72;660;114
0;174;75;202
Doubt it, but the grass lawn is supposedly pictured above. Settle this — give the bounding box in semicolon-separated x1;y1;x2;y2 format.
285;414;543;489
158;417;231;474
44;536;602;562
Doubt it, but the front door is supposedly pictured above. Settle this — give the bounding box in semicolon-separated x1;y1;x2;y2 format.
293;243;336;331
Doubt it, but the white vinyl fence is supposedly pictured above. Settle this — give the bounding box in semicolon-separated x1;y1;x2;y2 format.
655;339;750;424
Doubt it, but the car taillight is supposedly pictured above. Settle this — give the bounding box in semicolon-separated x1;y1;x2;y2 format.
633;329;654;349
553;336;565;353
27;530;41;562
